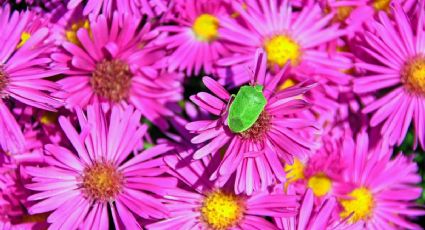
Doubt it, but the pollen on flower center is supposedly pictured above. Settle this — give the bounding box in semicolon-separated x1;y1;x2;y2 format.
373;0;391;11
307;173;332;197
240;111;271;141
402;56;425;95
82;161;123;202
0;65;8;94
335;6;353;22
192;14;219;42
91;59;132;102
66;19;91;45
201;190;244;230
340;187;374;223
264;35;301;67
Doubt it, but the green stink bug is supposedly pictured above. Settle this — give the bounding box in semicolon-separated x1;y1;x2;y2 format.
227;85;267;133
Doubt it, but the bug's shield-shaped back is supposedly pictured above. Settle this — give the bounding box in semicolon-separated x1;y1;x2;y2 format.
228;85;267;133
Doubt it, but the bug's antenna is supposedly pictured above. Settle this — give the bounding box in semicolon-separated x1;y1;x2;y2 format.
244;64;255;85
253;51;265;85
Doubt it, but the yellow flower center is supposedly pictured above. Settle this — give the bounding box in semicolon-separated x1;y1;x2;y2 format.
66;19;91;45
285;158;305;183
307;173;332;197
373;0;391;11
201;190;244;230
264;35;301;67
340;187;374;223
192;14;219;42
17;32;31;48
82;162;123;202
402;56;425;95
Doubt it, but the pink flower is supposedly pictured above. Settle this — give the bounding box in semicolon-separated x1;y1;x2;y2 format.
284;123;351;203
52;11;182;129
146;148;299;230
157;0;231;75
334;131;423;229
0;156;48;229
0;5;62;154
353;3;425;149
187;49;318;194
26;104;177;228
67;0;169;18
216;0;351;87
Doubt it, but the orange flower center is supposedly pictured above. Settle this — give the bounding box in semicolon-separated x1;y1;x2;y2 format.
239;111;271;141
91;59;132;102
402;56;425;95
82;162;123;202
0;65;8;94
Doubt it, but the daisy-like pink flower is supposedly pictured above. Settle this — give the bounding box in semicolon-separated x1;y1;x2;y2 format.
146;149;299;230
0;155;49;229
334;131;423;229
353;3;425;149
26;104;177;228
216;0;351;86
187;50;318;194
0;5;62;154
52;11;182;129
67;0;169;18
322;0;415;36
284;122;351;202
278;75;342;134
158;0;230;75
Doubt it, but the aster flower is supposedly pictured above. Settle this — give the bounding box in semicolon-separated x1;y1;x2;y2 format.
353;3;425;149
278;75;341;134
0;155;48;229
216;0;351;86
186;50;318;194
323;0;415;36
146;149;299;230
158;0;230;75
334;131;423;229
67;0;169;18
26;105;177;228
52;11;182;129
0;5;62;154
283;122;352;206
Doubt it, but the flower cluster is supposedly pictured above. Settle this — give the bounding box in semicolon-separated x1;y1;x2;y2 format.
0;0;424;229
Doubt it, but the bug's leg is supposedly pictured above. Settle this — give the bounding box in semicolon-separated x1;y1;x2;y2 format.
222;94;235;115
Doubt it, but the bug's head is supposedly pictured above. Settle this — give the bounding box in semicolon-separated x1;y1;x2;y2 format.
253;85;264;92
